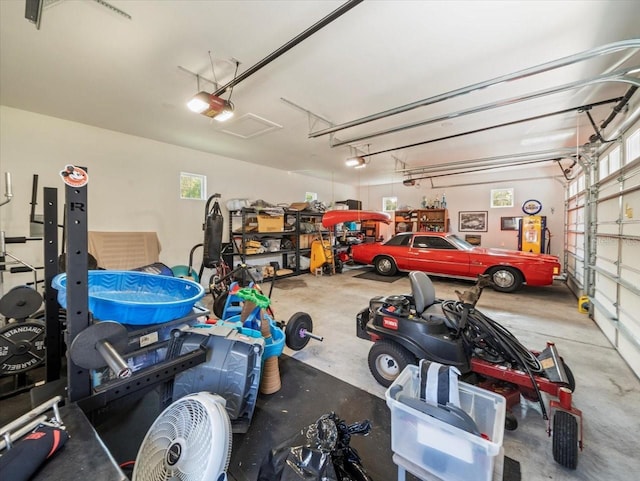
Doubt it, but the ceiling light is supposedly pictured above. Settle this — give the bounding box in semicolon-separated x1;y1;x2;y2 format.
214;102;234;122
354;162;366;169
345;156;367;168
187;92;234;121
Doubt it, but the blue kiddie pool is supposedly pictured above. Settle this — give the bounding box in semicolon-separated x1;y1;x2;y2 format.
52;270;205;325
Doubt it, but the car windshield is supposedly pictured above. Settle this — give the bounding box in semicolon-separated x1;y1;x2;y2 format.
446;234;474;251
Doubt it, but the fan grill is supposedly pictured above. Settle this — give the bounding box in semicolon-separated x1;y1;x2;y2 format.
133;394;231;481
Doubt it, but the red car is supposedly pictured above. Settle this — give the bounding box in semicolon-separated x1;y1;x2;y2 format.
350;232;561;292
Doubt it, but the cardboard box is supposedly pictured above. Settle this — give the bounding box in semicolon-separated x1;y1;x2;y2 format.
298;234;314;249
88;231;160;270
257;214;284;232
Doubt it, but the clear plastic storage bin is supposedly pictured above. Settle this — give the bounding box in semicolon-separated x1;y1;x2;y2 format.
385;365;506;481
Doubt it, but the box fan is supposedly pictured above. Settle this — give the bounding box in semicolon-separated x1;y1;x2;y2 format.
132;392;232;481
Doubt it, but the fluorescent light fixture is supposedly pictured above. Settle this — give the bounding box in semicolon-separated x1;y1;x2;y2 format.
345;156;367;167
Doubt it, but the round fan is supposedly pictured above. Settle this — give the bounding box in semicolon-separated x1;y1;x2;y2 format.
132;392;232;481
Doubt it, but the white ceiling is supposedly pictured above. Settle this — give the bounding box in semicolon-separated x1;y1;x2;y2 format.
1;0;640;186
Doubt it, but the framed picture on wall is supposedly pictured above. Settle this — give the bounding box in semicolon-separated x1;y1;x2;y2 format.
490;188;514;208
465;234;482;246
459;211;488;232
500;216;521;231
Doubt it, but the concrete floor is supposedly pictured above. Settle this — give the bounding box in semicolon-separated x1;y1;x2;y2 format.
259;266;640;481
2;267;638;480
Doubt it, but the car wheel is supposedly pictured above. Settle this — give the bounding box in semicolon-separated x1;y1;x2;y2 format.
489;266;523;292
374;256;397;276
368;340;415;387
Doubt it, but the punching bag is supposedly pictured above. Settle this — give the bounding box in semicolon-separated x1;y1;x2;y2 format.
202;195;224;268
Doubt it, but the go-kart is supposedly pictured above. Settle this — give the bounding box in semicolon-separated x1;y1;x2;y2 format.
356;271;583;469
218;281;323;352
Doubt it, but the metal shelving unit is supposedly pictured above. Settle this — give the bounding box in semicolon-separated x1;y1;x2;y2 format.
226;208;326;277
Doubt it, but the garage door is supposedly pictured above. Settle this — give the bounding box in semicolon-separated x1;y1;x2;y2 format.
591;125;640;378
565;175;586;294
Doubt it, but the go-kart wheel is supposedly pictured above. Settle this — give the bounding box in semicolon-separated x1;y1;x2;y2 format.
552;410;579;469
285;312;313;351
368;340;415;388
374;256;397;276
505;411;518;431
489;266;523;293
213;291;228;319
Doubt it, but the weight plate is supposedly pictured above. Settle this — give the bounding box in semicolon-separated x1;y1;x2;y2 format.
285;312;313;351
0;320;46;375
70;321;129;369
0;286;43;320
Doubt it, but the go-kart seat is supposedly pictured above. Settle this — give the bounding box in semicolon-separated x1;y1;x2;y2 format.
409;271;449;329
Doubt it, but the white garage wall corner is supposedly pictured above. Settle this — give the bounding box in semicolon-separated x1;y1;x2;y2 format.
0;106;356;291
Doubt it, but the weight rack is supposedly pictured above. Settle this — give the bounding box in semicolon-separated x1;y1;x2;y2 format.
43;170;207;410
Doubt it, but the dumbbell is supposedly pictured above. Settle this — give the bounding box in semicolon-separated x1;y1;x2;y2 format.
69;321;132;379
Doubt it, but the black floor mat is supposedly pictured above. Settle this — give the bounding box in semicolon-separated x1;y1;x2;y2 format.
353;269;406;282
4;356;520;481
229;355;520;481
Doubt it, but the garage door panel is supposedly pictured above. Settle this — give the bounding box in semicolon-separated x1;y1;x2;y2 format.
595;246;617;275
621;223;640;237
618;331;640;378
596;198;619;221
619;293;640;340
620;265;640;289
622;168;640;188
593;306;617;345
566;255;583;282
598;181;619;199
594;273;617;310
620;191;640;236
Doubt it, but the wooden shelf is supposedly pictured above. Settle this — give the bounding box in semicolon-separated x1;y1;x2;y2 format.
394;209;449;233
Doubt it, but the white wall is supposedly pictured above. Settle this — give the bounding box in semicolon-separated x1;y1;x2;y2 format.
1;106;567;296
362;169;566;256
0;106;356;292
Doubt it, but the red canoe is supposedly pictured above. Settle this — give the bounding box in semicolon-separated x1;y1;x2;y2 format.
321;210;391;228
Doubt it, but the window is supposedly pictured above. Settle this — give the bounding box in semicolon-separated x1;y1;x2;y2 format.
382;196;398;211
384;234;411;246
627;129;640;163
180;172;206;200
413;236;455;249
609;146;621;173
599;154;609;181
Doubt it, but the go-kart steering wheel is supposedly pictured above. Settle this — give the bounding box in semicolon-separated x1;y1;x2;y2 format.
237;288;271;308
